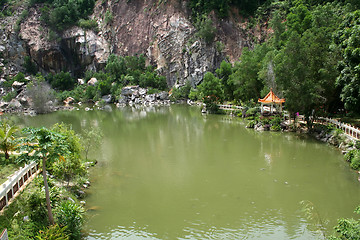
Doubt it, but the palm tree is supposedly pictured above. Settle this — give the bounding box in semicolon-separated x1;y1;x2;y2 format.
0;120;19;159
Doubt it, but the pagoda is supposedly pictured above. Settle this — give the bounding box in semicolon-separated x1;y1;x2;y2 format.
258;89;285;114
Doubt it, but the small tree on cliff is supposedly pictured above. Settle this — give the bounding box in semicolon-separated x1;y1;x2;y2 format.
19;127;71;225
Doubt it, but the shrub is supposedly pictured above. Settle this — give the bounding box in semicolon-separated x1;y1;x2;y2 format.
195;15;216;44
246;107;259;117
24;56;38;75
189;88;199;101
350;150;360;170
78;18;98;31
246;120;256;128
345;149;357;162
27;77;55;114
36;224;69;240
47;72;75;91
13;72;27;83
104;10;113;24
55;201;84;240
270;124;282;131
2;91;17;102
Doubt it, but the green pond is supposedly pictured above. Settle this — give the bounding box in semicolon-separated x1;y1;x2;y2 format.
17;105;360;239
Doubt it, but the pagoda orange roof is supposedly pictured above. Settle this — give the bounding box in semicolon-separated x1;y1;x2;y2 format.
258;89;285;104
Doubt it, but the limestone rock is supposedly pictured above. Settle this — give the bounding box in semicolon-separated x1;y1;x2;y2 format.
121;86;139;96
102;94;112;104
64;97;75;105
87;77;98;86
78;78;85;85
9;99;22;109
12;81;25;90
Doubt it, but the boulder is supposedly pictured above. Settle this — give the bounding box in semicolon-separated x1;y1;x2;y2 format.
102;94;112;104
19;97;29;107
157;91;169;100
145;94;156;102
8;99;22;109
78;78;85;85
12;81;25;90
87;77;98;86
64;97;75;105
121;86;139;96
139;88;147;96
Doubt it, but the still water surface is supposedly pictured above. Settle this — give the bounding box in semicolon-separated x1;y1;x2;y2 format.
17;105;360;239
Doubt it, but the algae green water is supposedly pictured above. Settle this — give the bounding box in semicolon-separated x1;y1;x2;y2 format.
18;105;360;239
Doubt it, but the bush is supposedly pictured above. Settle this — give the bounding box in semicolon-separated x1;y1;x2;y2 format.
55;201;84;240
350;150;360;170
36;224;69;240
170;82;191;101
13;72;27;83
27;76;55;114
78;18;98;31
24;56;38;75
195;16;216;44
2;91;17;102
189;88;199;101
47;72;75;91
246;120;256;128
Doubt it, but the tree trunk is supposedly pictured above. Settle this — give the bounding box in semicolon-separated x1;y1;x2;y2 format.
42;157;55;225
5;150;9;159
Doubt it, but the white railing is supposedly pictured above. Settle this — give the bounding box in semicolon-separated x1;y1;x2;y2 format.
218;104;243;111
0;162;39;211
0;229;8;240
318;117;360;140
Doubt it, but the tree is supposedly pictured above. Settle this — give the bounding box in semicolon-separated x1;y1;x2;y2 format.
81;127;102;160
215;60;233;100
198;72;224;112
20;127;71;225
334;10;360;112
228;45;269;102
50;124;85;185
0;120;19;159
27;74;55;114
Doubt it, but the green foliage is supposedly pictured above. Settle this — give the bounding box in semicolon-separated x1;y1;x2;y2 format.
194;15;216;45
24;56;38;75
55;201;84;240
104;10;113;24
33;0;96;32
13;72;27;83
81;127;103;160
188;0;267;19
170;82;191;101
188;88;200;101
50;124;85;183
36;224;69;240
0;120;19;159
334;10;360;113
331;205;360;240
2;91;17;102
78;18;98;31
46;72;75;91
198;72;224;113
228;45;270;102
346;149;360;170
27;75;55;114
216;60;233;100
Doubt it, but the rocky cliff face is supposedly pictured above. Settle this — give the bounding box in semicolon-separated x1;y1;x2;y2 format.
1;0;269;87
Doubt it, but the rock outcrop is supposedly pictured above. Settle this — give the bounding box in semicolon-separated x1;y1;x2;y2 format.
1;0;270;87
